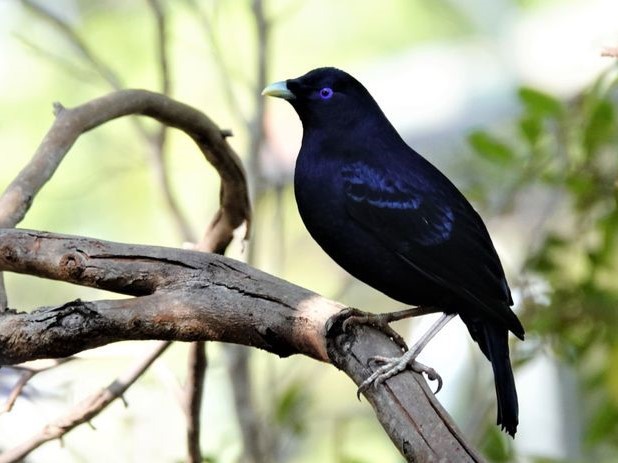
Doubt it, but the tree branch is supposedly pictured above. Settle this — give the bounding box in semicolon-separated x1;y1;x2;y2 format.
0;88;250;460
0;229;334;363
0;89;249;307
0;341;171;463
0;88;250;250
0;228;483;462
185;341;207;463
22;0;124;90
0;358;73;414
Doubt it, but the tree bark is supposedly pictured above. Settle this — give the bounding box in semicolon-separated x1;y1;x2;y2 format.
0;228;483;462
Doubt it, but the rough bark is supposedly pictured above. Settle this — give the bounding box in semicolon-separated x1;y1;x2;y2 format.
0;229;337;364
0;228;484;462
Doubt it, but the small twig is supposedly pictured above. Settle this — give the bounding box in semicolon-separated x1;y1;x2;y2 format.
23;0;195;243
1;370;35;414
148;0;171;96
247;0;270;209
224;2;271;461
1;358;74;414
185;341;207;463
145;0;196;243
227;345;266;463
185;0;249;127
22;0;124;90
0;341;171;463
0;278;6;311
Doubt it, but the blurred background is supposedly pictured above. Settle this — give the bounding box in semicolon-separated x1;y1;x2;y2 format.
0;0;617;462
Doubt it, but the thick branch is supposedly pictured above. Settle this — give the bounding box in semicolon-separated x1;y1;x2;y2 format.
327;317;483;462
0;228;336;363
0;228;482;462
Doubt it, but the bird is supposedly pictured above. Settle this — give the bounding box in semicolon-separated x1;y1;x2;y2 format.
262;67;524;437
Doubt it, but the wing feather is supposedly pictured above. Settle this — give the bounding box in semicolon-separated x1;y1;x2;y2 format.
342;160;523;336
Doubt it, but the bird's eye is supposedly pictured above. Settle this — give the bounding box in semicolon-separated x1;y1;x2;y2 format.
319;87;333;100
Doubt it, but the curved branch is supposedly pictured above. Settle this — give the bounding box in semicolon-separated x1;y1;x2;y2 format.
0;228;483;462
0;89;250;243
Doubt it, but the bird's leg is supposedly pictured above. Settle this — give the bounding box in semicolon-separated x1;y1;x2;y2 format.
341;305;440;351
358;312;455;395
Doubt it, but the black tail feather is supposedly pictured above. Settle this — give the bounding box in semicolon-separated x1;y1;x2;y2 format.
461;315;519;437
482;323;519;437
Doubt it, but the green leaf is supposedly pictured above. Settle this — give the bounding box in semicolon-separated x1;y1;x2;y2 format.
583;100;615;155
479;425;513;462
274;381;311;435
467;131;515;164
565;174;595;197
519;115;542;146
586;400;618;445
518;87;563;117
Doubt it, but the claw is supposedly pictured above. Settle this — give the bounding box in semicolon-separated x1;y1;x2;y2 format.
412;360;443;394
356;353;443;398
340;310;408;352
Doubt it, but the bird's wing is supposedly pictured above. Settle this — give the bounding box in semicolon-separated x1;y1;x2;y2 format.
342;160;523;335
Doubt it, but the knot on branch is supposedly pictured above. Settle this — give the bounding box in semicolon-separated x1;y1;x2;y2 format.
0;243;18;264
325;309;356;365
52;101;66;116
255;326;296;358
35;299;100;331
59;252;86;278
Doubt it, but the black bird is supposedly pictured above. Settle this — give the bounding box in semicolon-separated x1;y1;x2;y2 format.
262;67;524;437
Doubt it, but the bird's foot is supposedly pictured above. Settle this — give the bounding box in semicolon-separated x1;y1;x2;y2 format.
357;349;443;398
339;308;408;352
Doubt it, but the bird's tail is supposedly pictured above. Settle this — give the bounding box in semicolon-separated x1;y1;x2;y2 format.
481;323;519;437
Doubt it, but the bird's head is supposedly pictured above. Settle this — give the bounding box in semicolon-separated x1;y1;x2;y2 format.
262;67;383;131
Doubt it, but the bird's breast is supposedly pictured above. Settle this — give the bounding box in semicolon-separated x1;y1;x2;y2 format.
293;149;438;305
294;151;346;237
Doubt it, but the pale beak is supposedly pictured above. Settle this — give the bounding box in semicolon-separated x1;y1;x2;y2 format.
261;81;295;100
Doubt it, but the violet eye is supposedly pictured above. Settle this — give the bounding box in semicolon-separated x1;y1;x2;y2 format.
319;87;333;99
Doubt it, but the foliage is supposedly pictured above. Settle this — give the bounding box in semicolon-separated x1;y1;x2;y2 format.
468;64;618;458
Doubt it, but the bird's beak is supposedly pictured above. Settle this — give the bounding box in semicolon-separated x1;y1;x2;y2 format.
261;81;295;100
